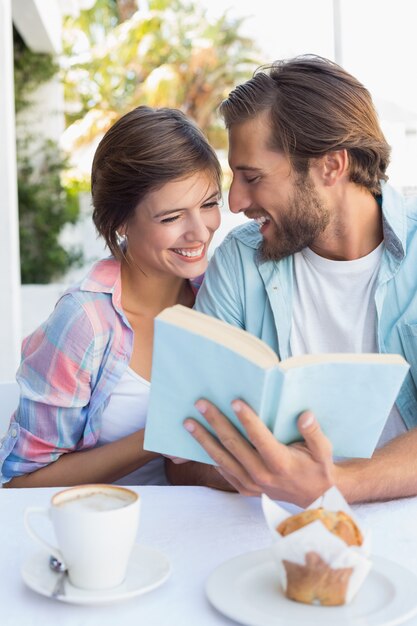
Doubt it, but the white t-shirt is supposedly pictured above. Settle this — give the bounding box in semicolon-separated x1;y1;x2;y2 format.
98;367;168;485
290;243;406;448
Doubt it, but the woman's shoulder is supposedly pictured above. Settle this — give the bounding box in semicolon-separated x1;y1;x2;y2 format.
23;257;124;350
59;257;122;316
63;256;121;300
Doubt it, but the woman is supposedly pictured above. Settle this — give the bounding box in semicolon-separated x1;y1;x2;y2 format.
1;106;222;487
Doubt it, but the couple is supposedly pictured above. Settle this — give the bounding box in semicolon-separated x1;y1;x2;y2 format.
2;55;417;505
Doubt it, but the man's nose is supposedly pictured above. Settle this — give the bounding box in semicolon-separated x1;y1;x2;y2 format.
228;179;251;214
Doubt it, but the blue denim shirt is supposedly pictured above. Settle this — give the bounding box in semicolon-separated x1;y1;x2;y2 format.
195;182;417;429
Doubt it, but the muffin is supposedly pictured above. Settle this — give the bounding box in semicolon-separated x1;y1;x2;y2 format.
262;489;371;607
276;507;363;606
277;508;363;547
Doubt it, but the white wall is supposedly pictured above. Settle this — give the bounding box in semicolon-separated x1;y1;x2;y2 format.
12;0;62;54
0;0;22;379
1;0;63;380
21;284;66;339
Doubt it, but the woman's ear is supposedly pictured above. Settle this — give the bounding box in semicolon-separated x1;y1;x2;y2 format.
117;224;127;239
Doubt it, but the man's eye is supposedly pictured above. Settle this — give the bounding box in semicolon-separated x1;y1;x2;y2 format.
161;215;180;223
246;176;261;184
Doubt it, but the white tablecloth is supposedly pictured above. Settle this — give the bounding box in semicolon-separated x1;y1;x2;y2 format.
2;486;417;626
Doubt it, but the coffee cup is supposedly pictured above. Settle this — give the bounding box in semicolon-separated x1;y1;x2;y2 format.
24;484;140;590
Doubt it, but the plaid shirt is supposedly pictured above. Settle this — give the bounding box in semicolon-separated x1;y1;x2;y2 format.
1;257;201;483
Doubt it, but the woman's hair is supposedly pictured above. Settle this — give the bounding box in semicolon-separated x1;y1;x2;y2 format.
219;55;390;194
92;106;221;258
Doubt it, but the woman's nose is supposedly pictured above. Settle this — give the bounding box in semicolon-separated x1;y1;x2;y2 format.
184;215;210;241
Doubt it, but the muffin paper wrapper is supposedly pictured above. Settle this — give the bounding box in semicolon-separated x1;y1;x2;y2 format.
261;486;372;604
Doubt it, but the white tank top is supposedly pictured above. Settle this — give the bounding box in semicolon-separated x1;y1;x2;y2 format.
98;367;168;485
290;243;406;448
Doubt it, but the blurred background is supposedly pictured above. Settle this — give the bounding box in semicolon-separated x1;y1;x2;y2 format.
2;0;417;378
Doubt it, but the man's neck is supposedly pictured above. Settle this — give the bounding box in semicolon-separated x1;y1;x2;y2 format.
310;185;383;261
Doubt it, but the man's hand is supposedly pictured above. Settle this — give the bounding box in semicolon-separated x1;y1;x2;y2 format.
183;399;335;507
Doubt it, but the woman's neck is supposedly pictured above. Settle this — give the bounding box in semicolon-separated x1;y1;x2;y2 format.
120;260;194;316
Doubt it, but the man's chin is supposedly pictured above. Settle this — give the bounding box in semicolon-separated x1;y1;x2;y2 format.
259;238;311;262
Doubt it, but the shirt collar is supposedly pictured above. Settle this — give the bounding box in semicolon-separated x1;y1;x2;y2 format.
80;257;124;314
226;221;263;250
79;256;202;304
380;181;406;260
80;257;121;294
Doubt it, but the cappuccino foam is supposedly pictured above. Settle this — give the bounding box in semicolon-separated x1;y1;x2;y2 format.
57;491;133;512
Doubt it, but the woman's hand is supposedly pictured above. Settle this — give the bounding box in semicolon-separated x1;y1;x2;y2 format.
164;455;190;464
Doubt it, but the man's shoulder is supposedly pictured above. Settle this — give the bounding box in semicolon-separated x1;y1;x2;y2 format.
405;194;417;223
217;221;262;254
382;182;417;224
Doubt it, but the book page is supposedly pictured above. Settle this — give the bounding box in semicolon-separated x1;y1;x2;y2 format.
157;305;279;369
279;352;408;371
273;357;409;457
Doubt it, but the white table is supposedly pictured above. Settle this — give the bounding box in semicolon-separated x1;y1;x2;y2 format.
2;486;417;626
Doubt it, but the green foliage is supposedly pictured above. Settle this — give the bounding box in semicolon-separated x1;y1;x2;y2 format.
13;27;58;114
13;28;83;283
18;140;83;284
13;0;259;283
62;0;260;147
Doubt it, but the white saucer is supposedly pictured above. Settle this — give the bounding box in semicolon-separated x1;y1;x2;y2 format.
206;549;417;626
21;544;171;605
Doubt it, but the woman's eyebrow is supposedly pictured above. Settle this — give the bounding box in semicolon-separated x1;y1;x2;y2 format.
154;190;220;218
201;190;221;202
154;208;185;218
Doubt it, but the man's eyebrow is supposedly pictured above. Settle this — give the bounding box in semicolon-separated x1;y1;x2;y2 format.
235;165;261;171
154;191;220;218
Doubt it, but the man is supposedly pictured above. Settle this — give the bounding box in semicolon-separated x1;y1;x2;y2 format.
166;55;417;505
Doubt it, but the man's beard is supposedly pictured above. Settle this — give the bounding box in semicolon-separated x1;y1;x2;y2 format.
259;174;330;262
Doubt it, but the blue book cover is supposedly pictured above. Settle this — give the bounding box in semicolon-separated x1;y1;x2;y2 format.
144;306;409;463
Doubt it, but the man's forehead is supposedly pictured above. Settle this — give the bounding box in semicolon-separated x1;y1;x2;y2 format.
228;119;284;168
229;111;272;136
230;110;275;145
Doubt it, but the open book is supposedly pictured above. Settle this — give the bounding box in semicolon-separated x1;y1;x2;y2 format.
144;305;409;462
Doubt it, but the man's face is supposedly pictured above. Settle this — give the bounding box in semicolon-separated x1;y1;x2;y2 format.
227;111;330;261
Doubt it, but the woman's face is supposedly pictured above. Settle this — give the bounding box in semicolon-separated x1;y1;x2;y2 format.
125;172;221;280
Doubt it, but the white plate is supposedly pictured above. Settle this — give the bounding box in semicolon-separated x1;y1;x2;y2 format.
206;549;417;626
21;544;171;605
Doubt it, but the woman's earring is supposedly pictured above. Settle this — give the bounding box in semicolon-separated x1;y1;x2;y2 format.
116;231;127;245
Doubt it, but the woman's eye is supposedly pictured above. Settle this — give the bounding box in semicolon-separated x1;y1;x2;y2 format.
202;201;220;209
160;215;181;224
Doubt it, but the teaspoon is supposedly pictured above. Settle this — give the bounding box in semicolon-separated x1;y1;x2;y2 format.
49;555;67;598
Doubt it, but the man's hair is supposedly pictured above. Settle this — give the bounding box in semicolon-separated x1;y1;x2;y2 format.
219;55;390;194
92;106;221;258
